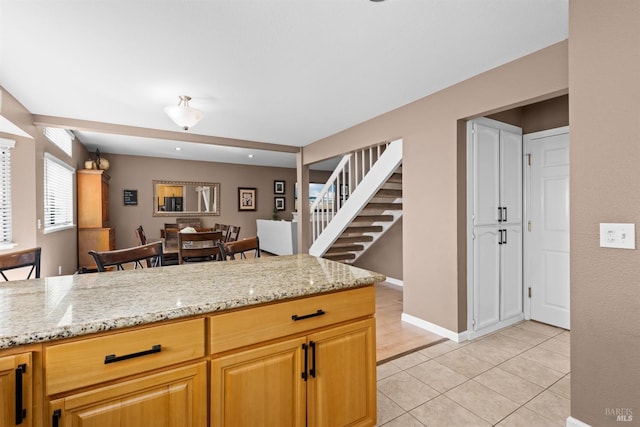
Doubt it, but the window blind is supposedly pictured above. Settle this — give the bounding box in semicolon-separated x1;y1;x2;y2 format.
44;153;75;232
44;127;73;157
0;138;15;246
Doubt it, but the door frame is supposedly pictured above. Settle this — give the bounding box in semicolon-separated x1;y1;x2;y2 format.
522;125;570;321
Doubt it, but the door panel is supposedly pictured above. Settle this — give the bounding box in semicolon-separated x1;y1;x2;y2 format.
307;319;376;427
473;228;501;330
527;130;570;329
500;130;523;224
501;226;523;321
210;337;306;427
473;123;500;226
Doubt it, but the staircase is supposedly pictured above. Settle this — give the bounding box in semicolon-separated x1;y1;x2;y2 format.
308;140;403;263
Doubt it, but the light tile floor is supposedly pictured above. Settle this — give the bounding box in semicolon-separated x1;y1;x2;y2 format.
376;320;570;426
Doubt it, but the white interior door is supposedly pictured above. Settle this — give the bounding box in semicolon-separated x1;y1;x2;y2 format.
525;127;570;329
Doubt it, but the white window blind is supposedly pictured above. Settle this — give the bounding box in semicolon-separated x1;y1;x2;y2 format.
44;153;75;232
44;127;73;157
0;138;16;247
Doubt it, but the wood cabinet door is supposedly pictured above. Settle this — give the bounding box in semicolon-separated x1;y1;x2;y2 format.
307;319;376;427
0;352;32;427
210;337;306;427
49;362;206;427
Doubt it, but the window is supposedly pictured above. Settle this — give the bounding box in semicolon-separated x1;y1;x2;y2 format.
44;127;73;157
0;138;15;248
44;153;75;232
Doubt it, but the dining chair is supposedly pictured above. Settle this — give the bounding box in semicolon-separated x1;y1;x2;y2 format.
225;225;241;242
135;225;148;245
178;231;223;264
218;224;230;242
222;236;260;260
0;247;42;280
89;242;164;272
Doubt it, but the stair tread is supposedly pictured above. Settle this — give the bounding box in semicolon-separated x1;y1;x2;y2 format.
335;235;374;243
345;225;383;233
375;189;402;198
326;244;364;253
324;253;357;261
353;215;394;222
363;202;403;210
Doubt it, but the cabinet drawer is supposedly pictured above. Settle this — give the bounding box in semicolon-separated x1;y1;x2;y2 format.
46;318;205;395
210;286;374;354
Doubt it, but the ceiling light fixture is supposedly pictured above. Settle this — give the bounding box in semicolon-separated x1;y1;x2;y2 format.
164;95;203;131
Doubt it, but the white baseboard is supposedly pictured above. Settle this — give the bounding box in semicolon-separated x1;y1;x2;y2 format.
566;416;591;427
384;277;403;287
401;313;467;343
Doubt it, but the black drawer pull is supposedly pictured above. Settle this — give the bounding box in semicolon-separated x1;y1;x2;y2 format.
301;343;308;381
104;344;162;364
15;363;26;425
292;309;326;321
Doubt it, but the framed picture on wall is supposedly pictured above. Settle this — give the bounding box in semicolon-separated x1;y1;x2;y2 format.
274;196;285;211
274;180;285;194
238;187;257;211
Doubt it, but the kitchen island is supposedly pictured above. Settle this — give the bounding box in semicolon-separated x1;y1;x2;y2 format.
0;254;383;426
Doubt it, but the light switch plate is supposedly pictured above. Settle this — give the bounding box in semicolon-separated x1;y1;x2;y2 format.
599;223;636;249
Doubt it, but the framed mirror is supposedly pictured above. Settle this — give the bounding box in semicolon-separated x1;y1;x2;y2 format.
153;180;220;217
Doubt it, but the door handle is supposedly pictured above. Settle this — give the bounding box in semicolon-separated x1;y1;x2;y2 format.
497;207;503;223
503;229;507;245
503;207;508;222
52;410;62;427
309;341;316;378
301;343;308;381
15;364;26;425
498;229;503;245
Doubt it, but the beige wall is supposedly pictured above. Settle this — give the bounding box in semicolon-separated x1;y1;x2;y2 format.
304;41;568;333
354;220;403;280
104;153;298;249
569;1;640;425
0;88;87;277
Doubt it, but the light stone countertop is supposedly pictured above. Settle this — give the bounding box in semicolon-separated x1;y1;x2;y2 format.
0;254;385;350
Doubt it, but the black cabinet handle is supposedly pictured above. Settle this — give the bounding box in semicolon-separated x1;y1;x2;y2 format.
15;363;26;425
497;207;503;222
504;229;508;245
292;309;325;321
301;343;308;381
309;341;317;378
52;409;61;427
104;344;161;364
498;229;503;245
503;207;508;222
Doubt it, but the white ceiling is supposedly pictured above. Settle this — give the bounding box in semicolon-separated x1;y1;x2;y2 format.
0;0;568;168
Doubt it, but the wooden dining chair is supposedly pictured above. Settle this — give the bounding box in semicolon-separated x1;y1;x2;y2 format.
89;242;164;272
178;231;223;264
222;236;260;260
0;247;41;280
225;225;241;242
134;225;148;245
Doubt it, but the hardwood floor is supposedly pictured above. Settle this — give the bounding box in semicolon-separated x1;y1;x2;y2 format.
375;281;445;363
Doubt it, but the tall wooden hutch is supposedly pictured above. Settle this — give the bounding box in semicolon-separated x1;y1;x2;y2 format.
77;169;115;271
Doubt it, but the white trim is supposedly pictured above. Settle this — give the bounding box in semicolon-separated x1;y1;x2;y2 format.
44;152;76;172
401;313;468;343
0;138;16;149
470;116;523;135
0;242;18;250
566;416;591;427
43;224;76;234
526;125;570;141
384;277;403;287
0;115;32;139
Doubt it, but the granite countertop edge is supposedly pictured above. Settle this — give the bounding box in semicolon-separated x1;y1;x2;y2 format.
0;255;385;349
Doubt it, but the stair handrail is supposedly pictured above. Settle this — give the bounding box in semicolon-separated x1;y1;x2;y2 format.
310;142;391;242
